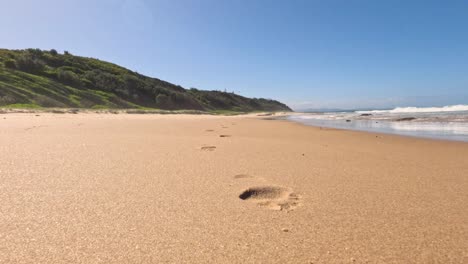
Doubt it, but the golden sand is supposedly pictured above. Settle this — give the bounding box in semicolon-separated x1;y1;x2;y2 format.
1;113;467;263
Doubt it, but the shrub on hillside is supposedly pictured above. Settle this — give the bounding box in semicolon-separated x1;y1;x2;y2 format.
15;54;45;73
0;95;16;105
155;94;171;108
170;92;202;109
84;69;123;92
57;69;82;87
35;95;64;107
50;49;58;56
4;59;16;69
25;48;43;57
123;74;145;91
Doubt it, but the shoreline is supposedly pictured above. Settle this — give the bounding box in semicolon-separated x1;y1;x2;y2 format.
282;117;468;144
1;113;467;263
283;113;468;143
277;118;468;151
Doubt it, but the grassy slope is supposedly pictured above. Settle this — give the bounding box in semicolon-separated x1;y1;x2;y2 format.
0;68;135;109
0;49;291;112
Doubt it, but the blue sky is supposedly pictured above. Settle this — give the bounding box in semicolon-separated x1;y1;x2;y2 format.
1;0;467;110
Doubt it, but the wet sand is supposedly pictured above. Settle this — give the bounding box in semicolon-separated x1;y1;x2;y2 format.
1;113;467;263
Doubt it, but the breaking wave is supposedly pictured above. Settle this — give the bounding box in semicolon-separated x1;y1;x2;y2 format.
357;105;468;114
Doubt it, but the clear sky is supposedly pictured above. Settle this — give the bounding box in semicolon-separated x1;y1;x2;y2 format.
1;0;467;110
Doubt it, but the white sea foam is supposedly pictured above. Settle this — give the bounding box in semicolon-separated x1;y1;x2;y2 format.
287;108;468;141
389;122;468;135
357;104;468;114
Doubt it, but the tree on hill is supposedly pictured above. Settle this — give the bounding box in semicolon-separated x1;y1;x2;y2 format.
4;59;16;69
14;53;45;73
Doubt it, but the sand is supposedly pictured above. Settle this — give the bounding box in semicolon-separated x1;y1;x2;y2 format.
0;113;467;263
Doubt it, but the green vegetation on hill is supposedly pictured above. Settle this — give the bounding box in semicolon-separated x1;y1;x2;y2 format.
0;48;291;112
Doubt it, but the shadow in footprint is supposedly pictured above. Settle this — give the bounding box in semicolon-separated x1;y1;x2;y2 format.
201;146;216;151
205;129;215;132
239;186;300;211
234;174;254;179
25;125;46;131
219;135;231;138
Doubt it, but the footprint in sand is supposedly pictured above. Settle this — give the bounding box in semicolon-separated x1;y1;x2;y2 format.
201;146;216;151
234;174;254;179
219;135;231;138
239;186;301;211
24;125;46;131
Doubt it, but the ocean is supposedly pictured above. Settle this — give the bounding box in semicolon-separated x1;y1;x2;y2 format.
287;105;468;142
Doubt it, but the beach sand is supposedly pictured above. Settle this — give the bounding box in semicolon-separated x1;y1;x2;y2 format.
1;113;467;263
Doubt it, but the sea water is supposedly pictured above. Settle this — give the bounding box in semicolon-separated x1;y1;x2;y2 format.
287;105;468;142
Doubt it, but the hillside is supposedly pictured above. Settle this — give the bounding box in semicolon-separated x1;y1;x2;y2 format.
0;48;291;112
